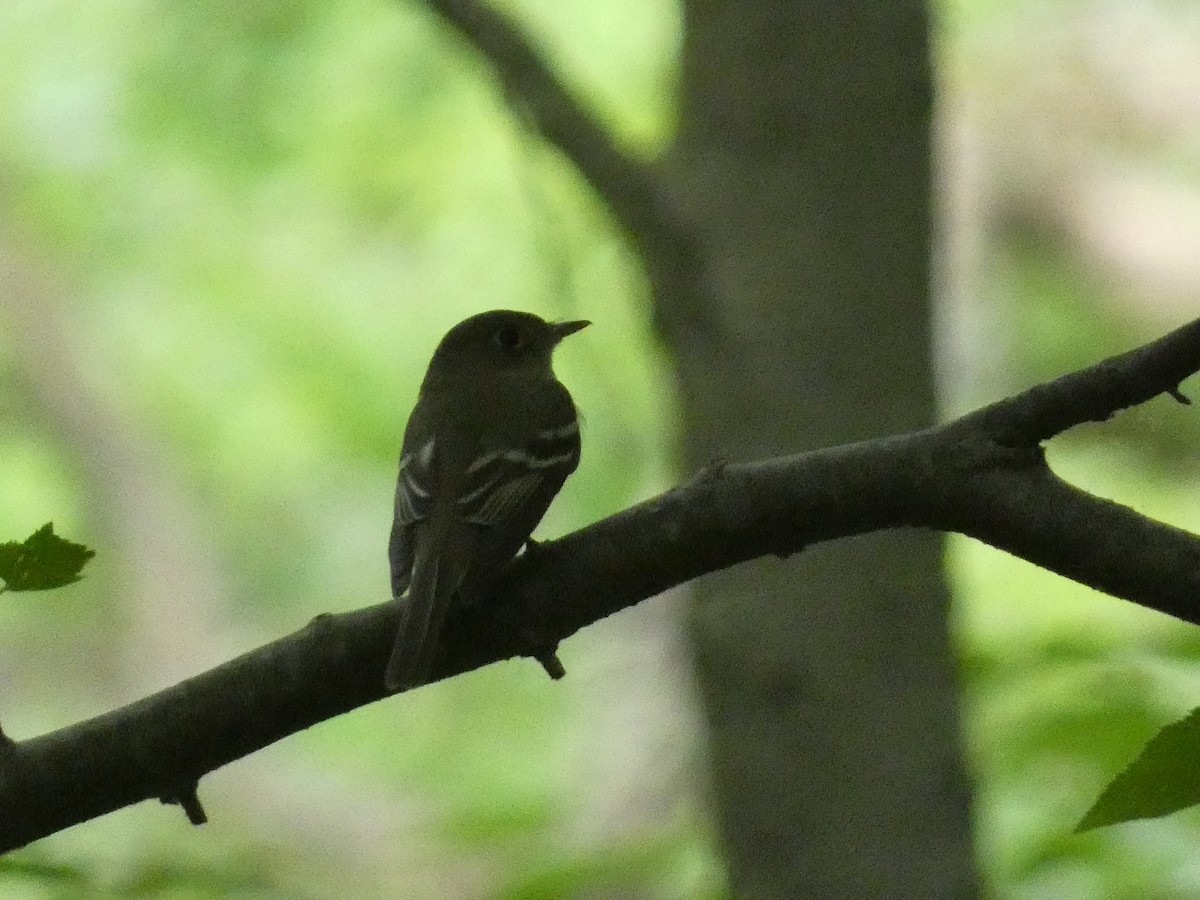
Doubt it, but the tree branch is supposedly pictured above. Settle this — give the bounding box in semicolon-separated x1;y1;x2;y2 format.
420;0;716;339
2;318;1200;851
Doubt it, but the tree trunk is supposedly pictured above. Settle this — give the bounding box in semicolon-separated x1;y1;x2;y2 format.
666;2;979;896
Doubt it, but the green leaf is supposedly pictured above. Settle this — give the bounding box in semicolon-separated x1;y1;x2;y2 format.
0;523;95;593
1078;707;1200;831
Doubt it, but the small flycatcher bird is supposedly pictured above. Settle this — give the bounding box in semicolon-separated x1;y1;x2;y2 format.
385;310;589;691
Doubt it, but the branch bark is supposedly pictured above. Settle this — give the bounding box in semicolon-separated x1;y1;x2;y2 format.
1;317;1198;851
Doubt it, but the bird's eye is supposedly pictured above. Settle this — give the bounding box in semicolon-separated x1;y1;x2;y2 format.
493;326;524;350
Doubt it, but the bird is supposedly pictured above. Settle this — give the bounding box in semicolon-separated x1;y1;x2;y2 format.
385;309;589;691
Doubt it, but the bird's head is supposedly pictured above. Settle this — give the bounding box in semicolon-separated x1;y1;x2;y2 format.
425;310;589;378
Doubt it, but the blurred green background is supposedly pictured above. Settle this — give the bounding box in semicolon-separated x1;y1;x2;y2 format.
2;0;1200;897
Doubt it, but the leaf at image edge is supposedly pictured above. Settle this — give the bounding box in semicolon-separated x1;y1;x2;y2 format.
1077;706;1200;831
0;523;95;593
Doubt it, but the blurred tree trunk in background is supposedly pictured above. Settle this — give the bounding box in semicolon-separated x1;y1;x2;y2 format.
665;2;979;896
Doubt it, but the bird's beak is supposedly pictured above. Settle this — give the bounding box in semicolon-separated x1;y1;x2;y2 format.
549;319;591;344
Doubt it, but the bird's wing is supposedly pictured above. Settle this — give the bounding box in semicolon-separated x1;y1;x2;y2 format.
395;436;436;525
456;415;580;527
389;435;436;596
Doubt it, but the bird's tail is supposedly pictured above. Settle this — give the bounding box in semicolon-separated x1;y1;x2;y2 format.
385;552;451;691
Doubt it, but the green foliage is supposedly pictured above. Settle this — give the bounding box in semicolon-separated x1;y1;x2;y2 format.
955;441;1200;897
1080;707;1200;831
0;847;299;899
0;523;93;593
495;829;728;900
2;0;1199;896
0;1;692;895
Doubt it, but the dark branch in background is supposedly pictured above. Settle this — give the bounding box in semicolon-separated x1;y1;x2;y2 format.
2;317;1200;852
421;0;715;341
